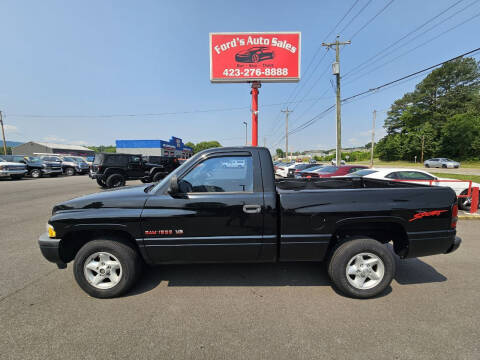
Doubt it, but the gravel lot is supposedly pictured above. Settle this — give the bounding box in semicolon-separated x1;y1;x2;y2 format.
1;176;479;359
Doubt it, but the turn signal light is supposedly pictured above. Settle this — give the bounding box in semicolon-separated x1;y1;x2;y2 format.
47;224;56;238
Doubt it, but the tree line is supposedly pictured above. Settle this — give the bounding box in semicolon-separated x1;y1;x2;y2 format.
375;57;480;161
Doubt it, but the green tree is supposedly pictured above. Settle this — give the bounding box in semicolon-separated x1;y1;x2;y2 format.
379;57;480;160
192;141;222;153
88;145;116;153
276;148;285;158
440;113;480;160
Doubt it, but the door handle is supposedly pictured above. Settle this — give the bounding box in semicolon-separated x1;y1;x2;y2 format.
243;205;261;214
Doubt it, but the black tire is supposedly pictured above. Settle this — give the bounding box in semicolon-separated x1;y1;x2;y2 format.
30;169;42;178
96;178;107;188
458;189;471;211
152;172;165;182
442;164;447;168
425;164;430;168
65;167;76;176
105;173;126;188
328;238;395;299
73;239;142;298
10;174;23;180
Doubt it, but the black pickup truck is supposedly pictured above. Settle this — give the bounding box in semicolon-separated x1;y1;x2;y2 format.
39;147;461;299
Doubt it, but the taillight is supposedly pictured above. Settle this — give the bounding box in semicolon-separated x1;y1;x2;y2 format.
451;204;458;228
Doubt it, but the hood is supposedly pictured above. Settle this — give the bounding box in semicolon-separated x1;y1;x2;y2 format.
53;184;151;213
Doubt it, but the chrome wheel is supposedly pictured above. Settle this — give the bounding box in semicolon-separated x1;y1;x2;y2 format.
83;252;122;289
346;252;385;290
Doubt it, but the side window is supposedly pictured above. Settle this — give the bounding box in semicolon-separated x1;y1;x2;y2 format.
129;155;142;163
180;156;253;193
385;172;399;179
399;171;434;180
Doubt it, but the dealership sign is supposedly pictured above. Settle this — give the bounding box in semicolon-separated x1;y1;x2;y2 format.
210;32;301;83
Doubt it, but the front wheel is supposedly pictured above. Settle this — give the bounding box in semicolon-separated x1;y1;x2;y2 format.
30;169;42;178
65;167;76;176
96;178;107;188
328;238;395;298
73;239;142;298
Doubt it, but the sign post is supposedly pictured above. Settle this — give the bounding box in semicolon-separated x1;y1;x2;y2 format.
210;32;301;146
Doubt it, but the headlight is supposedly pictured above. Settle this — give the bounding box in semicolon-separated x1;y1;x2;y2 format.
46;223;56;238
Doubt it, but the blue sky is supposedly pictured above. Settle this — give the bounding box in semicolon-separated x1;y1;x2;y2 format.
1;0;479;152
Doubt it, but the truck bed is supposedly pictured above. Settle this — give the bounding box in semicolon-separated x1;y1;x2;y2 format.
275;177;426;191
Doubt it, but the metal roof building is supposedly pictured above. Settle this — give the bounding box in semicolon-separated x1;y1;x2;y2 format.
116;136;193;158
12;141;95;157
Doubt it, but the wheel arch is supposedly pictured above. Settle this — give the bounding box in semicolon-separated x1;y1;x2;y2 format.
59;228;141;264
329;217;409;258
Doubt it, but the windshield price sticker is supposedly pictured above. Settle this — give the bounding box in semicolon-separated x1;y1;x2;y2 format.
210;32;300;83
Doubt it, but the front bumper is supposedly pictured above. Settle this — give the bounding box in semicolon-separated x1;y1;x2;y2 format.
0;169;27;177
38;232;66;269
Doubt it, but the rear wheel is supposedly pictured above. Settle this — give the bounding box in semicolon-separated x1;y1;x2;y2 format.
458;189;471;211
30;169;42;178
73;239;142;298
251;54;259;62
105;173;126;188
328;238;395;298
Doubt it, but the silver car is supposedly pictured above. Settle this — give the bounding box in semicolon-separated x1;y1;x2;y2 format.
424;158;460;169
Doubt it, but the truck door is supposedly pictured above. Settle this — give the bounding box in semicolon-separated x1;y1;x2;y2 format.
141;151;265;263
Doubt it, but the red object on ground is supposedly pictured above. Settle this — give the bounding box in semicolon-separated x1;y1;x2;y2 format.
251;84;259;146
471;187;479;214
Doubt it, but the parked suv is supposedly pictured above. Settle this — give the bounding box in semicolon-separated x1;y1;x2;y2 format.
90;153;180;188
0;158;27;179
60;156;90;175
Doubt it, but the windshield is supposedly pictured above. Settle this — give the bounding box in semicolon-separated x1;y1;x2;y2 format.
26;156;42;162
302;165;324;172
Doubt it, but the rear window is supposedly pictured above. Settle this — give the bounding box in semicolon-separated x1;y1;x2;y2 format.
349;169;378;177
317;166;338;174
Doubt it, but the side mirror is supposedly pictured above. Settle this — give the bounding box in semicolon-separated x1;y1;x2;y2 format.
169;175;179;195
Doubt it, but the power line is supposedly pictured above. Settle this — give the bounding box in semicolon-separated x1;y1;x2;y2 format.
350;0;396;39
5;96;333;119
338;0;373;34
343;0;466;78
275;46;480;144
345;11;480;86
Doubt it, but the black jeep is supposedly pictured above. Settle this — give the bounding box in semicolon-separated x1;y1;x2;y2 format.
89;153;179;188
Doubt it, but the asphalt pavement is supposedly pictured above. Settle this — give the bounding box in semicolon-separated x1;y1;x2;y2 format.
1;175;479;359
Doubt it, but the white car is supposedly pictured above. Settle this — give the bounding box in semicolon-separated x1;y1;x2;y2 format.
358;168;479;211
275;162;296;178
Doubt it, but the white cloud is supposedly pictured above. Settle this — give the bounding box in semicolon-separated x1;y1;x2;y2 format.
4;124;19;134
42;135;67;143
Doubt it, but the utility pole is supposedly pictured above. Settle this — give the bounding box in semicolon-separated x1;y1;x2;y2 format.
281;107;292;160
243;121;248;145
370;110;376;168
0;111;7;155
263;136;266;147
322;36;351;167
